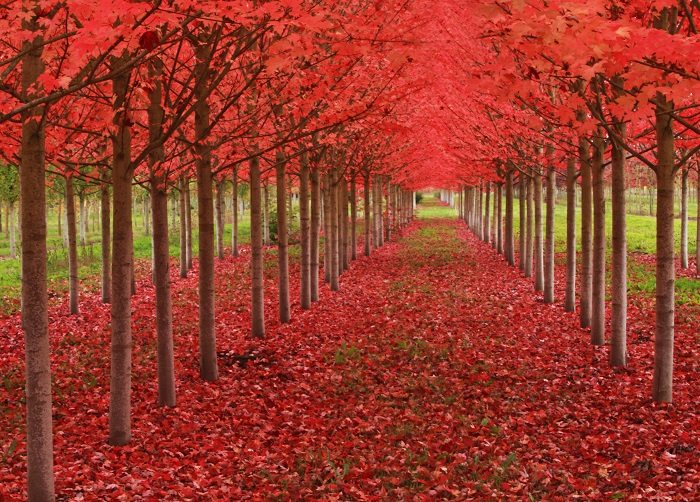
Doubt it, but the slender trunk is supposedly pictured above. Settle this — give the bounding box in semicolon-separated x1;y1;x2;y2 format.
109;64;134;446
338;178;347;271
478;182;484;240
519;175;526;269
20;24;55;498
652;95;676;403
591;132;606;346
525;176;533;277
215;180;224;260
232;167;239;257
580;134;593;328
9;202;16;259
680;169;688;269
299;156;311;310
79;195;87;247
372;176;380;248
341;179;350;270
496;183;503;255
310;169;321;302
351;176;357;260
250;154;265;338
276;151;290;323
322;174;331;283
330;169;340;291
505;170;515;266
101;179;111;303
544;165;555;303
364;174;371;257
263;183;270;246
148;59;176;406
151;185;175;406
178;177;187;278
66;176;79;315
377;176;384;247
184;180;193;271
565;158;577;313
484;182;491;244
610;122;628;367
534;171;544;291
194;44;218;382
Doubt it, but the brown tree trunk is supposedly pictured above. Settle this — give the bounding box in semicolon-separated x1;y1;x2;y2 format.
322;174;331;284
66;175;79;315
101;177;111;304
579;134;593;328
525;175;533;277
680;168;688;269
519;175;526;269
377;176;384;247
330;169;340;291
341;179;350;270
565;158;577;313
299;155;311;310
544;165;555;303
194;44;218;382
484;182;491;244
610;120;628;367
505;170;515;266
250;154;265;338
20;23;55;498
364;174;371;257
310;168;321;302
109;65;134;446
263;183;270;246
215;180;225;260
148;60;176;406
591;132;606;346
276;151;290;323
178;177;188;278
185;180;193;271
652;95;676;403
232;167;239;257
534;171;544;292
351;176;357;260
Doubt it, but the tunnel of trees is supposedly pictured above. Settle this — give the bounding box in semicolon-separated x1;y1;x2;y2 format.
0;0;699;499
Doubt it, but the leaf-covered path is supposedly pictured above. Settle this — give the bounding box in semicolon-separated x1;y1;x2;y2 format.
2;211;699;500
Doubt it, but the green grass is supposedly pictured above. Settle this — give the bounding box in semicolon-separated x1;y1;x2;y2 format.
416;193;457;219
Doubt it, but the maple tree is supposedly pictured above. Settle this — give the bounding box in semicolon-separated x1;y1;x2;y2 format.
0;0;698;499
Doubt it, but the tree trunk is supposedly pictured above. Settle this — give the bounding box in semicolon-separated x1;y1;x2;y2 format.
680;168;688;269
299;156;311;310
66;176;79;315
148;60;176;406
519;175;526;269
591;132;606;346
341;178;350;270
364;174;371;257
322;174;331;284
79;194;87;247
565;158;577;313
330;169;340;291
276;151;290;323
377;176;384;247
178;177;188;278
232;167;239;257
310;168;321;302
20;24;55;498
525;175;533;277
484;182;491;244
109;65;134;446
610;121;628;367
215;180;225;260
505;170;515;266
579;133;593;328
101;178;111;304
263;183;270;246
351;176;357;260
194;44;218;382
534;171;544;292
652;95;676;403
250;154;265;339
151;185;176;406
544;165;555;303
185;180;193;271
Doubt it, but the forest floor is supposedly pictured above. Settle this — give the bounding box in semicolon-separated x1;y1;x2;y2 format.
1;202;699;500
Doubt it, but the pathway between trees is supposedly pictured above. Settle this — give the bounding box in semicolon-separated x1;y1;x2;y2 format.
1;209;698;499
